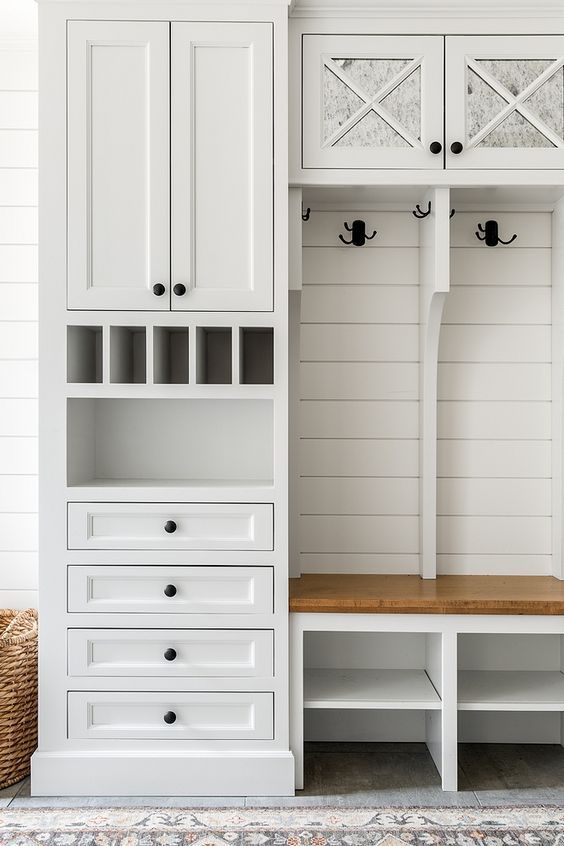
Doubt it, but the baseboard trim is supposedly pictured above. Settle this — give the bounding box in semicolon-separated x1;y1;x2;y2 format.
31;750;295;796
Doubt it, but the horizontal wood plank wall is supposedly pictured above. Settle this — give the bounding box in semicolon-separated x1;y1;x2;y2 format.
437;211;552;575
0;43;38;609
299;211;420;574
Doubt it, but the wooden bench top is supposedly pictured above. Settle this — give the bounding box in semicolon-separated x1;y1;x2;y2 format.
289;574;564;615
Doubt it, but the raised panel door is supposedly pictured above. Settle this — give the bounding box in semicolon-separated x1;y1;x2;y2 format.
171;23;273;311
67;21;170;310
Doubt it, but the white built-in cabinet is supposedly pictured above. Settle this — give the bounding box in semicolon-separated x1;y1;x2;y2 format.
302;34;564;169
67;20;273;311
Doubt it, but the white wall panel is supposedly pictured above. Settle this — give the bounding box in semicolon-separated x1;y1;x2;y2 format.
297;210;420;575
0;45;38;607
438;214;551;575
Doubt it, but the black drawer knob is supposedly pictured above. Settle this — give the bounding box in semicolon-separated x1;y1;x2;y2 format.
450;141;463;155
164;520;177;534
163;711;177;724
164;584;177;598
152;283;166;296
173;283;187;296
164;648;177;662
429;140;442;155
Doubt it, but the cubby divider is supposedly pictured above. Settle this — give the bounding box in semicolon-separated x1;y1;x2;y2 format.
153;327;189;384
196;327;232;384
67;326;103;383
110;326;147;384
240;327;274;384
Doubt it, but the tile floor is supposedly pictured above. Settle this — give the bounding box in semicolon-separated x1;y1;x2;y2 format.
2;743;564;808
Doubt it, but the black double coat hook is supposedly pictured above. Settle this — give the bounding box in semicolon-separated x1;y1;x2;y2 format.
476;220;517;247
339;220;377;247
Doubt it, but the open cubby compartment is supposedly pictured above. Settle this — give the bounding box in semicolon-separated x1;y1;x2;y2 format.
303;632;443;743
67;325;103;383
196;327;232;384
67;397;273;486
457;633;564;745
240;327;274;384
153;327;189;384
110;326;147;384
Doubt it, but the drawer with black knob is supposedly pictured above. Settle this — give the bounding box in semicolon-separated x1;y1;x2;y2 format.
67;565;274;615
67;691;274;740
67;502;274;551
67;628;274;677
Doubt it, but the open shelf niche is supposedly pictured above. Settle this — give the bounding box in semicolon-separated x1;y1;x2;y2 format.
67;326;103;383
67;397;274;487
303;631;443;742
240;328;274;384
197;327;232;384
153;327;189;384
110;326;147;384
457;633;564;744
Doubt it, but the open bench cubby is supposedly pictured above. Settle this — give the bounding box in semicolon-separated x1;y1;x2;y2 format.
66;397;274;487
66;325;274;385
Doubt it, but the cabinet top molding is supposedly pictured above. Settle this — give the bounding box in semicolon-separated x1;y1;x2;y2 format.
290;0;564;16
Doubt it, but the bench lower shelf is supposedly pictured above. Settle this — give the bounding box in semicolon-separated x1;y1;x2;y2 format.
304;668;441;710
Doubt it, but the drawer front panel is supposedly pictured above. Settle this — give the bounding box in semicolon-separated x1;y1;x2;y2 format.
68;691;274;739
67;503;274;550
68;566;273;615
68;629;274;677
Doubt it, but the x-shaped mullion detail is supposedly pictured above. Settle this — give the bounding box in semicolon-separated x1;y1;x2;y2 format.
322;55;423;149
467;56;564;149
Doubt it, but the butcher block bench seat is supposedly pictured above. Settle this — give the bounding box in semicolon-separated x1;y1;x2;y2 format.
289;574;564;615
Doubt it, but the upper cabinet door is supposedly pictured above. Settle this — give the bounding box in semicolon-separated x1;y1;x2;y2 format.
67;22;170;311
446;36;564;169
302;35;444;169
171;23;273;312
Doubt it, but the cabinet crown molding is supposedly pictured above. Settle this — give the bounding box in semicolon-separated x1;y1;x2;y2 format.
290;0;564;16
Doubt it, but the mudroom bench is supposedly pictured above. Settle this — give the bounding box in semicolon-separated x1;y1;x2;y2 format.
290;575;564;791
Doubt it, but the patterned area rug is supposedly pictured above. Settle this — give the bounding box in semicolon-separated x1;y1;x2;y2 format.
2;806;564;846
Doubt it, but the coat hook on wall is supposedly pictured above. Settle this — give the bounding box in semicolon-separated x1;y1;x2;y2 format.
450;208;456;218
302;206;311;222
339;219;377;247
412;201;431;219
476;219;517;247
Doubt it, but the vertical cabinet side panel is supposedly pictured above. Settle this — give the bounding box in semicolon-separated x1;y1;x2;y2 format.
420;187;450;579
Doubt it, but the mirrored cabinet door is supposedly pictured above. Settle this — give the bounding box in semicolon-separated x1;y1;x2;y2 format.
446;35;564;168
302;35;444;169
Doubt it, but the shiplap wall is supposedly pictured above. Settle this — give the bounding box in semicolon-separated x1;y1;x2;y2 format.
0;42;39;609
437;212;551;575
298;211;420;574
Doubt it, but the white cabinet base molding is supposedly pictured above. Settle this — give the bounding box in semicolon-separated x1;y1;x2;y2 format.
31;751;295;797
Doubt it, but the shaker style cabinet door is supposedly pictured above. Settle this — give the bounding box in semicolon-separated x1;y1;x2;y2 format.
302;35;444;169
67;22;170;310
446;36;564;169
171;23;273;311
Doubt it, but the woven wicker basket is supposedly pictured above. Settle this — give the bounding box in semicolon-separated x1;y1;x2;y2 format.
0;609;38;789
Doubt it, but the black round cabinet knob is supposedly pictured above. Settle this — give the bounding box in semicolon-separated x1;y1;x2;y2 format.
163;584;177;598
152;283;166;296
173;283;187;296
450;141;464;155
163;711;177;725
164;520;177;534
164;648;177;662
429;141;442;155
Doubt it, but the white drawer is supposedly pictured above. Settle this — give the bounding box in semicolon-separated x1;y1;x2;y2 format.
68;629;274;677
68;691;274;740
68;566;273;615
67;503;274;551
